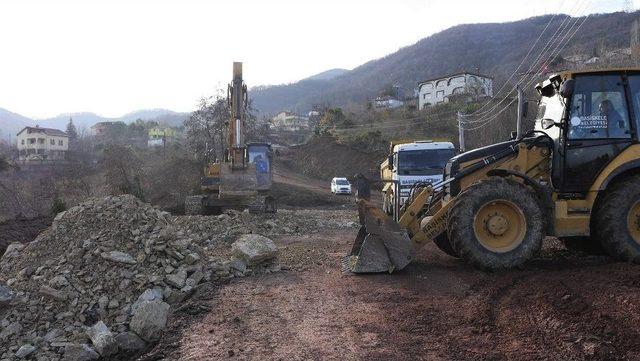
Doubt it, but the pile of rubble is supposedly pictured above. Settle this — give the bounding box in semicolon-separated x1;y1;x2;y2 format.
0;195;286;360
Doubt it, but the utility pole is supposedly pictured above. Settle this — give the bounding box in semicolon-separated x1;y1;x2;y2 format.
457;111;466;153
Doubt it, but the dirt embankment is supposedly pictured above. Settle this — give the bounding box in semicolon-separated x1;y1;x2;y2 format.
279;136;383;181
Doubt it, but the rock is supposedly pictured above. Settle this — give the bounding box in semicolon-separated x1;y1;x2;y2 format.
63;344;100;361
15;344;36;358
2;242;25;259
100;251;137;265
131;288;163;314
114;332;146;351
130;300;170;342
165;269;187;289
39;286;67;301
0;321;22;340
184;252;201;265
0;284;14;307
86;321;117;356
232;234;278;266
49;275;70;288
228;258;247;273
44;328;64;342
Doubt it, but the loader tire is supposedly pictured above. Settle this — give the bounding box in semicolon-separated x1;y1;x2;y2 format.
433;233;459;258
560;236;605;255
447;178;544;271
593;176;640;262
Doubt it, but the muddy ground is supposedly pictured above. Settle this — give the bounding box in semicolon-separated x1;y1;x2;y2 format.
140;228;640;361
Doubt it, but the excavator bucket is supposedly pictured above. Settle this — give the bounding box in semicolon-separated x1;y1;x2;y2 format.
218;163;258;198
342;200;414;273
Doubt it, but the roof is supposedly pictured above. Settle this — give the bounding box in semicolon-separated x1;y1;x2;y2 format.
558;67;640;78
394;141;455;152
17;126;68;137
418;71;494;87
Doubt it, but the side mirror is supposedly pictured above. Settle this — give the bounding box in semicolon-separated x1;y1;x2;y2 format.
387;154;394;170
541;118;560;130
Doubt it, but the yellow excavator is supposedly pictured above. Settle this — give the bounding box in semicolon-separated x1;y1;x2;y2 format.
345;68;640;273
185;62;276;215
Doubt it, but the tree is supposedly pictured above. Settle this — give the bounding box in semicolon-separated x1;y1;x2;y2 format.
103;144;145;200
185;93;229;165
66;117;78;144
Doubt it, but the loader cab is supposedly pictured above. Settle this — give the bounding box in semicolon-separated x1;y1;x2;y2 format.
537;71;640;195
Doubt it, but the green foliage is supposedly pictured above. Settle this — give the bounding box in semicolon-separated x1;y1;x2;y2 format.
51;197;67;215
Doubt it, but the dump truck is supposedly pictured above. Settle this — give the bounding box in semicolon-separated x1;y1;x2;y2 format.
185;62;276;215
380;140;455;218
345;68;640;273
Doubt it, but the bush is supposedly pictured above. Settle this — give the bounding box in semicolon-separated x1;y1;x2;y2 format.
51;197;67;215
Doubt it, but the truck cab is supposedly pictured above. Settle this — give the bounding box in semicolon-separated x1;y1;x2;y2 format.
382;140;455;217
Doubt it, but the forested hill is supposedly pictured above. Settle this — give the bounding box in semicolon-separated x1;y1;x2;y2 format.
251;11;639;116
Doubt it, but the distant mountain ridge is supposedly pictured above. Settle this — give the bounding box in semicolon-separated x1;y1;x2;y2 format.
0;108;190;140
251;11;639;116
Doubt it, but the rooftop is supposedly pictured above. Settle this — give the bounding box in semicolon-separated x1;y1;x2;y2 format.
17;126;68;137
418;71;493;86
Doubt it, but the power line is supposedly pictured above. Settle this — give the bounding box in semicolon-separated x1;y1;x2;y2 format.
464;0;585;123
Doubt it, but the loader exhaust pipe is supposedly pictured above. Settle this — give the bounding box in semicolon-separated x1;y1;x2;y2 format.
516;87;527;140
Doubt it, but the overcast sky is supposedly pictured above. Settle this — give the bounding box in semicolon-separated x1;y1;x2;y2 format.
0;0;635;118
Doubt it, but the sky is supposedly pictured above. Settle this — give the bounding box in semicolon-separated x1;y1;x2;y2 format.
0;0;636;118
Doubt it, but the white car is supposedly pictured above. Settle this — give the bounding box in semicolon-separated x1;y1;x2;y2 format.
331;177;352;195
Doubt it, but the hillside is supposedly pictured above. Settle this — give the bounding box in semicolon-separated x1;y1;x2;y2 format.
0;108;189;140
251;11;639;116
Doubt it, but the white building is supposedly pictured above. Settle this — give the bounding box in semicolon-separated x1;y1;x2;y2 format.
373;96;404;110
417;72;493;109
271;112;310;131
16;126;69;162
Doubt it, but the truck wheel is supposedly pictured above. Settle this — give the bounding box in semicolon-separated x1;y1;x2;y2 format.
447;178;544;270
594;176;640;262
560;236;605;255
433;233;459;258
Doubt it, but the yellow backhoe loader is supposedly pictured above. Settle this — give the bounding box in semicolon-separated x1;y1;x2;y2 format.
185;62;276;215
345;68;640;273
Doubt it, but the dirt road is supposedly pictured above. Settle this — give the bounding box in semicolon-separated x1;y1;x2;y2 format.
142;229;640;361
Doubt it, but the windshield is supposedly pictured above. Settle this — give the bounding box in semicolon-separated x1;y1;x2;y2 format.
335;179;349;185
248;146;270;173
398;149;455;175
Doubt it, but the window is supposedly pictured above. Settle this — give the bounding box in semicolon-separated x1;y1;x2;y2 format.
29;138;36;144
50;139;55;145
59;140;63;146
567;75;631;139
21;139;24;145
436;90;444;99
38;138;45;144
628;74;640;128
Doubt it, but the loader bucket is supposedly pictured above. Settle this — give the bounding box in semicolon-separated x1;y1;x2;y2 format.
218;163;258;198
342;200;414;274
